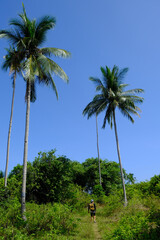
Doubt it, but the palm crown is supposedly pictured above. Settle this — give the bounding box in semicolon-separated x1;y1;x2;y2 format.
0;4;71;99
83;65;144;128
2;47;21;73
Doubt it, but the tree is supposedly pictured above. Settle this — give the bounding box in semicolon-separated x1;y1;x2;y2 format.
82;157;134;195
0;5;70;219
2;47;22;187
83;65;144;206
8;150;84;204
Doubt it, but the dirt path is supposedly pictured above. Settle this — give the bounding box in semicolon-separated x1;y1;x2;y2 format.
93;222;102;240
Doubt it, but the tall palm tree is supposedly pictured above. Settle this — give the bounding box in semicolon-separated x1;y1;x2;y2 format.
0;5;70;219
2;47;22;187
83;65;144;206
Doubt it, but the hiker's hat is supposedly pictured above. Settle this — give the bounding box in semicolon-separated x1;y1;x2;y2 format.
91;199;94;203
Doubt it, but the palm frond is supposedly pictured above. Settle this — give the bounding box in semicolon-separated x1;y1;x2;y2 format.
34;61;59;99
41;48;71;58
36;16;56;31
122;88;144;94
100;67;107;84
48;73;58;99
120;94;144;104
35;16;56;45
117;68;129;82
119;108;135;123
83;95;107;119
102;103;114;129
22;56;35;82
9;18;26;35
119;102;141;117
119;83;129;90
89;77;104;91
37;55;69;82
0;30;20;44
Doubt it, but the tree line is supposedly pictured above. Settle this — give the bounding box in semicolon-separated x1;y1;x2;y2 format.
0;150;134;204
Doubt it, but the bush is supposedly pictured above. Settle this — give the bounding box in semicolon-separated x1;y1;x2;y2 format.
102;192;123;217
0;197;25;239
149;175;160;196
0;199;78;239
65;184;91;211
93;184;105;197
25;202;77;236
107;211;149;240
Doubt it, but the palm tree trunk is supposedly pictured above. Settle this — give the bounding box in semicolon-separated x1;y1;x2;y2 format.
21;81;31;220
96;114;101;185
113;110;127;206
5;73;16;187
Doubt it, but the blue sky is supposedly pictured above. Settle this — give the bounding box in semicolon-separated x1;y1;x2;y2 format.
0;0;159;182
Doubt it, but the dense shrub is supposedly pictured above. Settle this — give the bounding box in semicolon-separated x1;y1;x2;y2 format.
101;192;123;217
107;211;149;240
0;177;21;205
0;199;78;239
0;197;24;239
26;202;77;236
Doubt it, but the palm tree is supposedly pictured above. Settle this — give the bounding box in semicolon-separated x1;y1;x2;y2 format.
83;65;144;206
0;5;70;219
2;47;22;187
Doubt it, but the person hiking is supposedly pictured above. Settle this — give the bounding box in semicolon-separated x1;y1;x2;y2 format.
88;199;96;223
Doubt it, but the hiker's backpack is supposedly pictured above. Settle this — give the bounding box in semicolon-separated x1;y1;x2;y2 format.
89;202;95;211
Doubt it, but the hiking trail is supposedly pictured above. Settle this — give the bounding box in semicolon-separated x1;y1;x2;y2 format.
93;222;102;240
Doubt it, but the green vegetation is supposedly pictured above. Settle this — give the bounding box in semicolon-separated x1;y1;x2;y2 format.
0;150;160;239
0;3;155;240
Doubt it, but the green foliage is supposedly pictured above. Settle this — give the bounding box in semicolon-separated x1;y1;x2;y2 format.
82;158;134;195
130;175;160;198
93;184;105;197
26;202;77;236
99;192;160;240
83;65;144;127
0;170;4;178
64;184;91;210
0;178;10;203
102;192;123;217
7;151;135;204
133;181;150;197
70;161;86;187
108;211;149;240
31;151;75;203
0;197;25;239
0;177;21;204
0;199;77;239
1;167;160;239
149;174;160;196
